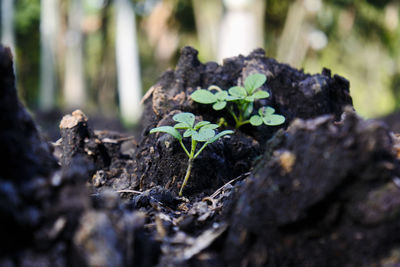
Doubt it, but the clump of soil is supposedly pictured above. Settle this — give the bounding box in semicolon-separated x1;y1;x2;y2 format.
224;110;400;266
136;46;352;197
2;44;400;267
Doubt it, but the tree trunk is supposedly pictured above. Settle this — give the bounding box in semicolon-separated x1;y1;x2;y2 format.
64;0;85;109
39;0;59;110
191;0;222;60
217;0;265;62
1;0;16;59
115;0;142;125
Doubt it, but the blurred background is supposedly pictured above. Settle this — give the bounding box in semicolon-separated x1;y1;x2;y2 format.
1;0;400;132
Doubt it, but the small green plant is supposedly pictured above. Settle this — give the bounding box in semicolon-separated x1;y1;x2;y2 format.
191;73;285;128
150;112;234;196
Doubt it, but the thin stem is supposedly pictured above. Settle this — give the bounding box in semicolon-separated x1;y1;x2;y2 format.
179;140;190;158
235;120;250;128
179;158;193;196
228;106;239;126
190;138;197;158
194;141;209;159
208;85;222;92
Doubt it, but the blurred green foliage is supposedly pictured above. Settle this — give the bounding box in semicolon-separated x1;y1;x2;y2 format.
303;0;400;117
14;0;40;107
6;0;400;118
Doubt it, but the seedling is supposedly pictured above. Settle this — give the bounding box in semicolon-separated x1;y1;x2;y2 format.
150;112;234;196
191;74;285;128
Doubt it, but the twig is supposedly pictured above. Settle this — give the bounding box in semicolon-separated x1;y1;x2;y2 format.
116;189;142;194
140;85;156;105
101;136;136;144
209;171;251;199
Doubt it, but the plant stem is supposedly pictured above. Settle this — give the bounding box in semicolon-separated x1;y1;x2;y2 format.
190;138;197;158
228;107;240;127
208;85;222;92
194;142;209;159
179;158;193;196
179;140;190;158
235;120;250;128
178;138;197;196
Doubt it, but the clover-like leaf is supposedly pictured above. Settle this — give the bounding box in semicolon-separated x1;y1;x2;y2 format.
206;130;234;144
262;114;285;126
215;91;228;101
191;89;217;104
226;95;240;101
267;107;276;115
193;128;215;142
252;90;269;99
213;101;227;110
249;115;263;126
173;112;195;128
150;126;182;141
174;122;189;129
259;107;275;116
245;96;255;102
201;123;219;130
194;121;210;130
244;74;266;94
258;107;285;126
229;86;247;98
183;129;197;138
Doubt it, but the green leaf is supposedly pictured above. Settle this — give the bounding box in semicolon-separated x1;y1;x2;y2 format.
183;129;196;138
229;86;247;98
193;128;215;142
244;96;255;102
194;121;210;130
206;130;234;144
150;126;182;141
244;74;266;94
213;101;227;110
243;102;253;119
201;123;219;130
226;95;240;101
215;91;228;101
262;114;285;126
250;115;263;126
252;90;269;99
265;106;275;115
174;122;189;129
191;89;217;104
173;113;195;128
258;107;275;116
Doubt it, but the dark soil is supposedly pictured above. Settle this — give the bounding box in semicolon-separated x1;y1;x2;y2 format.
2;44;400;267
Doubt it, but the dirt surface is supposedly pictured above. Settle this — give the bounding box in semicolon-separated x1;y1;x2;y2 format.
2;45;400;266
